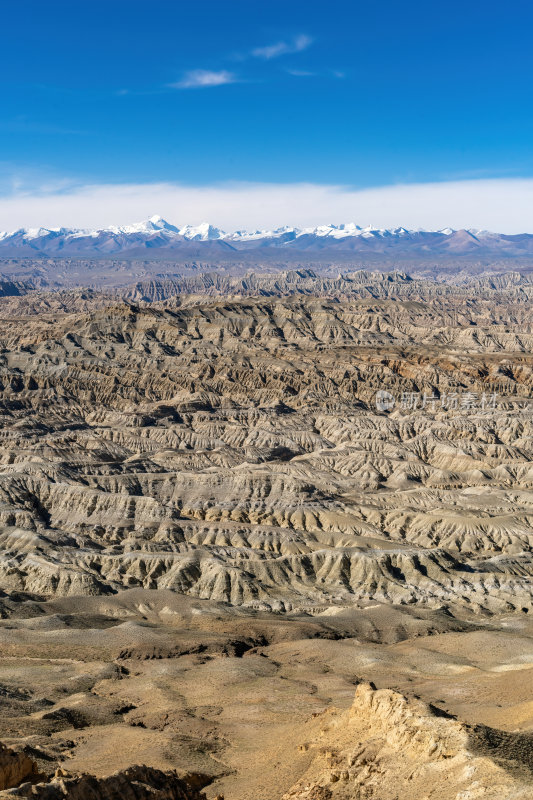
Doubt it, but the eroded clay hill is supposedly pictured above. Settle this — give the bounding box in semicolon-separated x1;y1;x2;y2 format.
0;285;532;799
0;293;530;613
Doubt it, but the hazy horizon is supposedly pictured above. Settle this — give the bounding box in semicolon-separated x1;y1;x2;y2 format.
2;177;533;234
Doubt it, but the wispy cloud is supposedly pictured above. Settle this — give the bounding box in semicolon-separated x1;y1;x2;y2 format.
287;67;344;80
0;162;78;197
286;69;316;77
170;70;237;90
252;34;313;60
166;34;314;92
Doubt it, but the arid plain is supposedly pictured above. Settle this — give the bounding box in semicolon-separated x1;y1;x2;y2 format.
0;270;531;799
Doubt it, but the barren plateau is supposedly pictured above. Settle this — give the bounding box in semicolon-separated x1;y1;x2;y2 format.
0;269;531;799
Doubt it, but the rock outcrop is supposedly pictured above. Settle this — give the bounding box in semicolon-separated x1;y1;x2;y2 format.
0;766;206;799
0;745;41;792
283;683;533;799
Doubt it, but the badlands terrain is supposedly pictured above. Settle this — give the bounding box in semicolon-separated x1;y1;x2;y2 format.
0;268;530;798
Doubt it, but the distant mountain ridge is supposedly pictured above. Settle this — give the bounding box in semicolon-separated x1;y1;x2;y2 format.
2;215;533;258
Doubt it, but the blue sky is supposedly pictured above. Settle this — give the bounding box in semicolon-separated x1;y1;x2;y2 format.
2;0;533;230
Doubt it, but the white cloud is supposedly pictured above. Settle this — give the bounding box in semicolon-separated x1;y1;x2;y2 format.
168;34;313;91
170;70;237;89
287;69;316;77
1;178;533;233
252;34;313;60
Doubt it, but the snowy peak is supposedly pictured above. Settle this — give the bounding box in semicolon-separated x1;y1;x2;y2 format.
104;216;180;235
147;215;180;232
0;218;532;257
178;222;226;240
0;219;513;242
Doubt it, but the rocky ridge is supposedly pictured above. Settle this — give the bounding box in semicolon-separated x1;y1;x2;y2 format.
283;682;533;799
0;766;206;800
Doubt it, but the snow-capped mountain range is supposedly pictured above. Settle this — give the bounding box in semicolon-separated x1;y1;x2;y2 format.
1;215;533;257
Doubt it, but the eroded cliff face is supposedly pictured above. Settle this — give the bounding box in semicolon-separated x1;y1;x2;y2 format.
0;765;206;799
0;744;42;792
283;683;533;800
